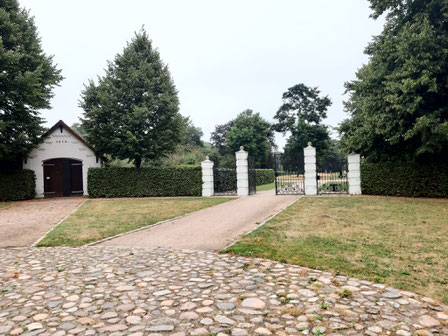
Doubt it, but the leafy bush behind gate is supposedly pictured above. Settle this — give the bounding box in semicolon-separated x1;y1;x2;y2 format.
214;168;237;193
256;169;275;186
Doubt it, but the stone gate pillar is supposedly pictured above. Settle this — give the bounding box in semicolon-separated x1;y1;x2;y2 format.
304;142;317;195
201;156;214;197
348;153;361;195
236;146;249;196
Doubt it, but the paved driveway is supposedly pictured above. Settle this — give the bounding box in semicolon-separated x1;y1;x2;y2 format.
0;198;85;248
100;190;299;251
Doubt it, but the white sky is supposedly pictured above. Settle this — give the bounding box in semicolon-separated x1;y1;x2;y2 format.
20;0;384;150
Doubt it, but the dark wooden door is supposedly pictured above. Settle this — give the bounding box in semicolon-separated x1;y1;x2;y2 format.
43;159;83;197
43;159;63;197
70;161;83;195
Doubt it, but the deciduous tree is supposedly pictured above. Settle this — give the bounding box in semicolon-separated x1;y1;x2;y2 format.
340;0;448;162
71;122;86;138
181;117;203;147
226;109;275;168
273;84;332;167
210;120;234;155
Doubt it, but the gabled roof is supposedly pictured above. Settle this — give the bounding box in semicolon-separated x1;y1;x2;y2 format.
42;120;104;160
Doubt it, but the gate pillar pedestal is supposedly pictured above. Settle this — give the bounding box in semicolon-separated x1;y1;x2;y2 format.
236;147;249;196
304;143;317;195
201;157;214;197
348;153;361;195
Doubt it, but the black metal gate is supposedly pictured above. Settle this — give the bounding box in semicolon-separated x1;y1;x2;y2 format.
214;168;237;196
248;156;256;195
274;153;305;195
317;157;348;194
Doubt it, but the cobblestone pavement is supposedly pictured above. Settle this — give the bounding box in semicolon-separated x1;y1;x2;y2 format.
0;247;447;336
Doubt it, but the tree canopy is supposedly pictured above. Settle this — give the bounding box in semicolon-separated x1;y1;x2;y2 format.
273;84;331;134
181;116;204;147
273;84;332;169
80;29;182;167
0;0;63;163
71;122;87;138
155;117;207;167
340;0;448;162
226;109;275;168
210;120;234;156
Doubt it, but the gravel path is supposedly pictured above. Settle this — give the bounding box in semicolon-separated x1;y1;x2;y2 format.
0;198;85;248
99;190;298;251
1;246;447;336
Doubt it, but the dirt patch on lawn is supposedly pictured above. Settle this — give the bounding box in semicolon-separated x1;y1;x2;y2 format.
0;198;85;248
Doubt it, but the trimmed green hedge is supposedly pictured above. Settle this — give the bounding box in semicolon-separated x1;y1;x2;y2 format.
361;163;448;198
0;170;36;201
88;166;202;198
256;169;275;186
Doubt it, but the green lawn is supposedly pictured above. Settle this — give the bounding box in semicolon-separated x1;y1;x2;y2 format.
0;202;10;209
225;196;448;303
256;182;275;191
38;197;235;247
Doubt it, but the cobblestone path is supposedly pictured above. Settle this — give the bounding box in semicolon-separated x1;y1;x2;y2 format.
0;247;447;336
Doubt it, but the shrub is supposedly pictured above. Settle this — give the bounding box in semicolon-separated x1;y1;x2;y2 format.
213;168;274;193
88;166;201;198
256;169;275;186
0;169;35;201
361;163;448;198
214;168;237;193
318;181;349;193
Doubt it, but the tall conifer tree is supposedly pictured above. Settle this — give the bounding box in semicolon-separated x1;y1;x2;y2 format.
0;0;62;163
81;29;182;167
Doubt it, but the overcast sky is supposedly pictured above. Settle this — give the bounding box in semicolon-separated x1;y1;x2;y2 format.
20;0;385;149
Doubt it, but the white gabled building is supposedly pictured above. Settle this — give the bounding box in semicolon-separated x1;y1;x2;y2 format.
23;120;104;198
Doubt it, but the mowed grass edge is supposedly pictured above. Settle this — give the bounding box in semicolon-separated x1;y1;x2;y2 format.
38;197;235;247
225;196;448;303
256;182;275;191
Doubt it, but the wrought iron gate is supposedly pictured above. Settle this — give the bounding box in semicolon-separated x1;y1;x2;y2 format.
214;168;237;196
274;153;305;195
317;157;348;194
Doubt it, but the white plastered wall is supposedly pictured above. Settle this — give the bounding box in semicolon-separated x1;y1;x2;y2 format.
23;127;102;197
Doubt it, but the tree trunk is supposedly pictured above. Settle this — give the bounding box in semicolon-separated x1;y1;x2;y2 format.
135;157;142;168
